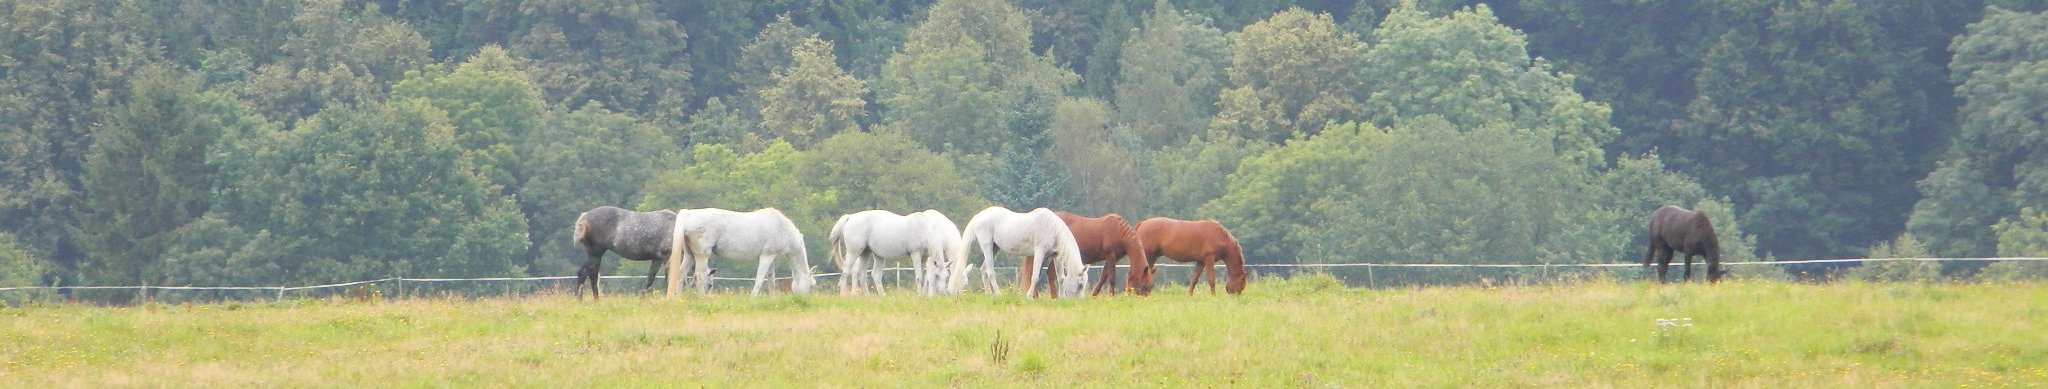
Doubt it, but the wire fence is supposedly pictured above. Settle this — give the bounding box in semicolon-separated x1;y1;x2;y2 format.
3;257;2045;304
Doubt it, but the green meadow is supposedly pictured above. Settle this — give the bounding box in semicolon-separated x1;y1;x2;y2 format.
3;276;2044;387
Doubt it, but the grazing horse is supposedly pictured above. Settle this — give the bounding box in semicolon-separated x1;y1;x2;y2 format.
1135;217;1247;295
829;209;968;296
666;207;817;297
1018;212;1151;297
1643;205;1725;283
953;207;1088;298
571;206;676;299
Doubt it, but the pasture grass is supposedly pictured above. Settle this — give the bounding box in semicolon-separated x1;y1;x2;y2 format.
2;276;2045;387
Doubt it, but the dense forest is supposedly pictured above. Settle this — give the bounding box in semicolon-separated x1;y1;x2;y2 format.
6;0;2048;291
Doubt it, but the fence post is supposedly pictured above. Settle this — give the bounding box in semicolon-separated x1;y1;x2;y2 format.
1366;263;1376;288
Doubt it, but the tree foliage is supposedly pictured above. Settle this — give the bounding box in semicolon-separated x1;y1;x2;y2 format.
1360;4;1615;169
75;67;261;287
880;0;1077;155
1910;7;2048;258
1115;0;1231;149
205;100;528;284
1209;8;1366;143
759;36;870;148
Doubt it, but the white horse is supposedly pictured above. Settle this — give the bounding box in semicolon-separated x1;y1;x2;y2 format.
828;209;967;296
953;206;1087;298
666;207;816;297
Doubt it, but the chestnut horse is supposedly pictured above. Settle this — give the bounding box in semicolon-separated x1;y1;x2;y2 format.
1135;217;1246;295
1643;205;1725;283
1018;212;1153;297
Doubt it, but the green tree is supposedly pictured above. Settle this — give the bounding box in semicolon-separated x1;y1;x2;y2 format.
389;45;547;194
1846;234;1939;282
0;232;53;302
74;66;263;287
1985;208;2048;280
1360;4;1616;169
208;100;527;283
0;0;160;281
1910;7;2048;258
798;131;985;217
1049;97;1144;215
1209;7;1366;143
1143;130;1270;219
1114;0;1231;149
519;103;677;276
499;0;695;126
239;0;431;125
758;36;870;148
680;97;760;152
1664;2;1970;260
1205;118;1607;264
879;0;1078;155
737;14;820;121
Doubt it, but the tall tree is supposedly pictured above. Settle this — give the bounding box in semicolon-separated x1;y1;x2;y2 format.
1910;6;2048;257
74;67;262;287
1671;1;1969;260
389;46;547;194
0;0;161;281
758;36;870;148
1049;97;1145;215
1114;0;1231;149
208;100;528;283
499;0;695;126
1209;7;1367;143
879;0;1078;155
798;131;985;216
736;14;822;124
239;0;431;125
1360;4;1616;169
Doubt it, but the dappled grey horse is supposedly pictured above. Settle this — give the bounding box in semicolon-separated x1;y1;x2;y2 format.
573;206;677;299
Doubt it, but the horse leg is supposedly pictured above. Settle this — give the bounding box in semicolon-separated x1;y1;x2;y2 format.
911;253;927;296
1024;250;1048;299
1655;247;1673;283
1187;262;1206;295
1047;255;1062;299
752;254;777;296
1093;257;1117;296
644;258;664;292
980;244;1001;294
868;252;887;295
1196;257;1212;294
1682;252;1695;282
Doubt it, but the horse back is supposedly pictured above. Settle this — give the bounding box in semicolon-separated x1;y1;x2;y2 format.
1138;218;1232;259
1649;206;1715;253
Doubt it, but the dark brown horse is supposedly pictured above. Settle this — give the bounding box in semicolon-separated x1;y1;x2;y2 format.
1135;217;1247;295
1643;205;1725;283
572;206;676;299
1019;212;1153;297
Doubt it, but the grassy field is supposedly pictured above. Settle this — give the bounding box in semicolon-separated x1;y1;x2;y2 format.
2;276;2045;387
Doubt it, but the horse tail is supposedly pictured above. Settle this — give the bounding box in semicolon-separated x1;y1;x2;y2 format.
828;216;847;270
572;212;592;247
665;214;692;297
1218;223;1248;295
949;215;984;294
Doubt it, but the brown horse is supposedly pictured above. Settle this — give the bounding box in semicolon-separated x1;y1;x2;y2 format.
1643;205;1725;283
1135;217;1247;295
1019;212;1153;297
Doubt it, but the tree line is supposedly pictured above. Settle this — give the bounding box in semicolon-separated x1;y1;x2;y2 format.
5;0;2048;295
